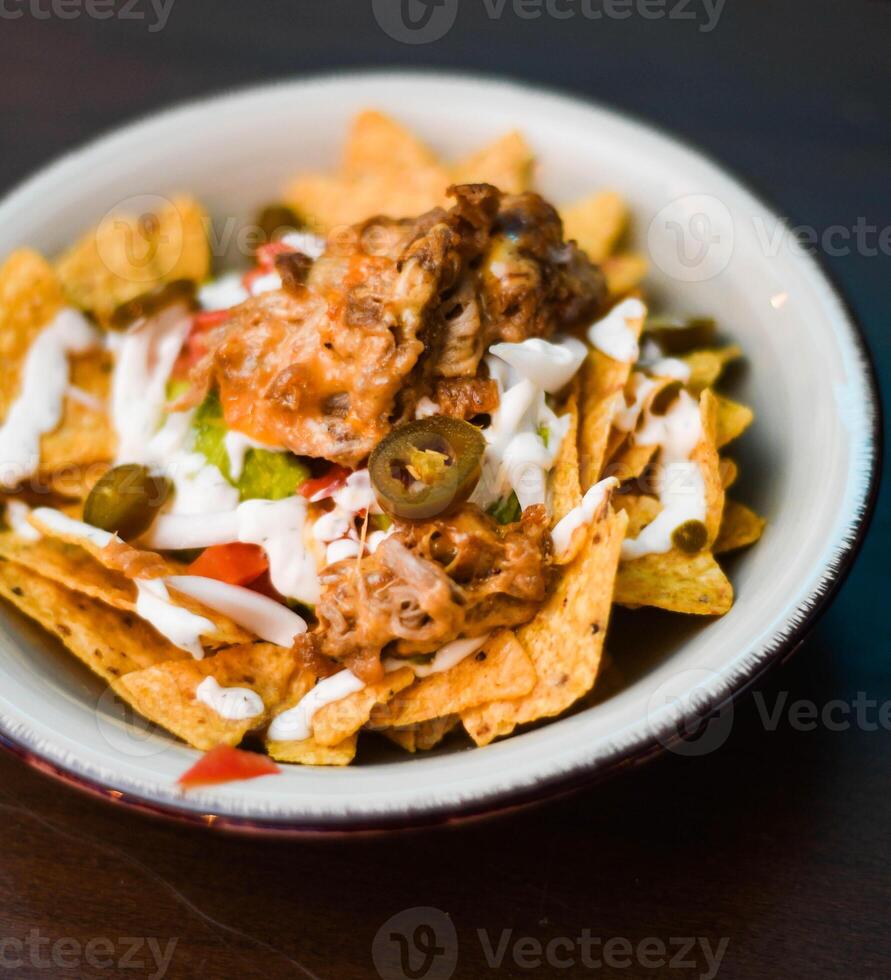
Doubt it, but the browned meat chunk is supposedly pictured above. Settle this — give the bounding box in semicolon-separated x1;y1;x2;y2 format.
314;503;550;681
193;184;603;466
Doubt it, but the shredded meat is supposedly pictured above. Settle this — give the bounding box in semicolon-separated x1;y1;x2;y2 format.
433;377;500;420
313;503;550;681
192;184;604;467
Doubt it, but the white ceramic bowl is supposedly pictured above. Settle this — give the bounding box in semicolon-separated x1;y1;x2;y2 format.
0;72;879;834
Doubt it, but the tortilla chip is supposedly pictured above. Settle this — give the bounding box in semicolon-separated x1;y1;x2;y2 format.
716;396;754;448
267;734;358;767
695;389;725;544
604;253;648;298
614;549;733;615
38;348;115;474
0;249;65;418
371;632;536;729
463;506;628;746
614;492;662;538
719;457;738;489
607;442;656;485
24;511;251;647
287;171;449;233
311;666;415;748
452;131;534;193
0;559;188;682
715;499;766;554
344;110;441;178
382;716;459;753
549;388;582;523
682;346;742;393
578;313;645;490
56;196;210;325
560;191;627;263
115;642;298;751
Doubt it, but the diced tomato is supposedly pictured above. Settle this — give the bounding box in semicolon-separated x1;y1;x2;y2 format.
178;745;280;789
188;543;269;587
192;308;232;332
299;464;351;502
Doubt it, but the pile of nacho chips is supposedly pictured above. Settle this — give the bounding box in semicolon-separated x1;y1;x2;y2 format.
0;111;764;770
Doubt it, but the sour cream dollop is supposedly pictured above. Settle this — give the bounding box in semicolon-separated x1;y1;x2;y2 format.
195;675;264;721
267;670;366;742
587;298;646;363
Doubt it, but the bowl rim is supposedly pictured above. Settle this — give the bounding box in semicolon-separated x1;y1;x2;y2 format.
0;68;881;836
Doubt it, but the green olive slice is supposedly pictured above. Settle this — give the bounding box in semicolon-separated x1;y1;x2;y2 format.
369;417;485;521
84;465;172;540
671;519;708;554
108;280;197;331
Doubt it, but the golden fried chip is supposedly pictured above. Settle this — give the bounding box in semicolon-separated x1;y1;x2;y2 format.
452;131;534;193
603;253;648;298
116;642;298;751
715;499;766;554
549;387;582;523
560;191;627;263
267;734;358;767
614;549;733;615
0;560;188;682
608;442;656;484
462;506;627;746
716;395;754;448
286;171;449;233
719;457;738;489
371;632;536;729
682;346;742;393
344;110;441;177
24;511;251;647
39;348;115;474
614;492;662;538
578;313;645;490
696;389;726;544
382;715;459;753
311;667;415;748
56;196;210;325
0;250;64;418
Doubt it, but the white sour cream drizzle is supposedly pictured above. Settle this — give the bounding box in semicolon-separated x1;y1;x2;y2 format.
198;273;248;311
489;335;588;394
621;390;706;560
612;372;660;434
145;497;318;604
267;669;365;742
135;578;213;660
165;575;307;647
195;675;264;721
223;430;283;481
6;500;41;542
472;375;569;512
551;477;620;560
280;231;327;260
383;634;489;678
587;298;646;363
649;357;691;382
0;308;98;488
30;507;113;549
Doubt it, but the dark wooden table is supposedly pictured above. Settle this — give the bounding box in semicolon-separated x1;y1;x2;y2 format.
1;3;888;977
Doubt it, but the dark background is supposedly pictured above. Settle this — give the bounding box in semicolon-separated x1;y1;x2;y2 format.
0;2;888;978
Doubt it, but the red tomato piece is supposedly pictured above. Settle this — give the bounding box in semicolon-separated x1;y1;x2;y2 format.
299;465;351;502
188;543;269;587
178;746;280;789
